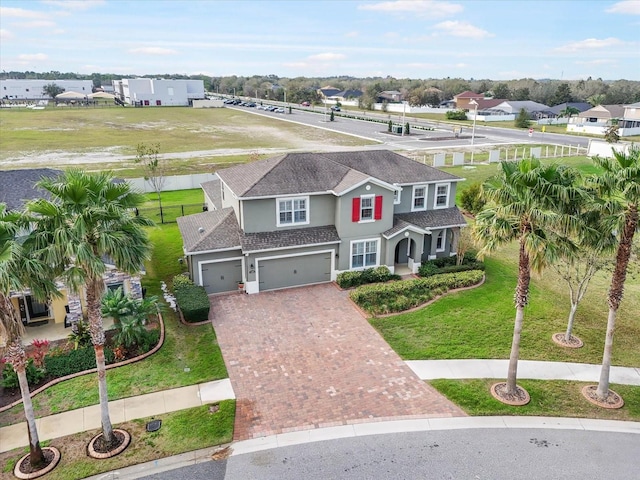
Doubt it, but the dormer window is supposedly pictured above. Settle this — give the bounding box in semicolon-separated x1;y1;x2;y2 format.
277;196;309;227
434;183;450;209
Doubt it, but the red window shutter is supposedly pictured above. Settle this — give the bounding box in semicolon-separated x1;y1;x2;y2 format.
352;197;360;222
374;195;383;220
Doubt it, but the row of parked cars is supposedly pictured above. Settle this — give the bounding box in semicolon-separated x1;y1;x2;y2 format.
224;98;286;113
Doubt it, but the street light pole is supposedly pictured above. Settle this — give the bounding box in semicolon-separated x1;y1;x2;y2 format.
469;99;478;164
402;101;406;136
284;88;287;113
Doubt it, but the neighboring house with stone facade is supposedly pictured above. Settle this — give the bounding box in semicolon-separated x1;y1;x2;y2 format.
177;150;467;295
0;168;143;331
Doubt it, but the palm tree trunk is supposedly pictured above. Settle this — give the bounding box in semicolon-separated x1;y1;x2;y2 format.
596;307;617;399
596;207;637;400
506;235;531;395
17;365;45;468
86;276;114;444
95;344;114;443
564;303;578;342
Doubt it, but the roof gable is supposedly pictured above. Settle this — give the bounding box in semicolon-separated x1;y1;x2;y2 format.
176;208;240;253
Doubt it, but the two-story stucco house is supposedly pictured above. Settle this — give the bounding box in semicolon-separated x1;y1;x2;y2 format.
177;151;467;294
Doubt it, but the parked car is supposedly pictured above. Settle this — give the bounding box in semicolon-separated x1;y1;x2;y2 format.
331;106;341;112
275;108;285;113
301;101;311;107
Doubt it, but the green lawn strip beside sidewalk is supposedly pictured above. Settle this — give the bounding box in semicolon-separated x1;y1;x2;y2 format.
431;379;640;421
1;401;235;480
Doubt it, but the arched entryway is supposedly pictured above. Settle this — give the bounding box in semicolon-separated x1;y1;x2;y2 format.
394;237;417;274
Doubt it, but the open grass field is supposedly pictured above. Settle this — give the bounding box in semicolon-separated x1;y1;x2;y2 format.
0;106;375;173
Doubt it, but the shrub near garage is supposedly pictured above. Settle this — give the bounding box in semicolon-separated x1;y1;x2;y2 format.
336;265;400;289
418;252;485;277
172;274;210;323
350;270;485;315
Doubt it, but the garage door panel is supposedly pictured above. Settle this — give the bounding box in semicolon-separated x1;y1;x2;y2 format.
259;253;331;291
202;260;242;294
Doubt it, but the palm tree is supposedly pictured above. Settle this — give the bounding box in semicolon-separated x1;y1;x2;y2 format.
559;105;580;120
473;159;581;402
0;204;58;469
27;170;153;448
589;145;640;404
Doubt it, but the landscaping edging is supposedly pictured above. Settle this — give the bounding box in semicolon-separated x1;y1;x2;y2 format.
0;311;165;414
176;306;210;326
13;447;61;479
354;274;486;318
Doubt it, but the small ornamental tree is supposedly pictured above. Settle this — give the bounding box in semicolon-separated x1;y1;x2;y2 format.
42;83;64;98
388;120;392;132
330;110;335;122
604;124;620;143
405;122;410;134
515;108;531;128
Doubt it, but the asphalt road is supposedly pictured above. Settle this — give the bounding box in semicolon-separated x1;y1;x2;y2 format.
229;104;592;152
139;428;640;480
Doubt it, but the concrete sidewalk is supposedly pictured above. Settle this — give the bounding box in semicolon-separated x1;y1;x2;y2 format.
2;360;639;454
406;359;640;385
0;378;235;453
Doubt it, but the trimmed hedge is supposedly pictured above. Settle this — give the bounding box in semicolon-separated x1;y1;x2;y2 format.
418;252;484;277
336;265;400;289
44;346;115;378
350;270;484;315
173;274;210;323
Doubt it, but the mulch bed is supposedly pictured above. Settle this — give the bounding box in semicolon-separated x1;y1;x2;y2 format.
91;430;126;454
581;385;625;409
17;448;56;475
491;382;531;406
552;333;584;348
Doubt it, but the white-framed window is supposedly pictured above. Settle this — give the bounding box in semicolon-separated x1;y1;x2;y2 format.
394;188;402;205
412;186;427;211
350;238;379;269
436;230;446;252
434;183;450;209
360;194;374;222
277;196;309;227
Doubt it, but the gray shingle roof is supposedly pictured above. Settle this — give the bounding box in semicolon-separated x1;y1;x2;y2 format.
241;225;340;253
216;151;461;199
392;207;468;233
0;168;62;211
177;208;240;253
201;178;222;210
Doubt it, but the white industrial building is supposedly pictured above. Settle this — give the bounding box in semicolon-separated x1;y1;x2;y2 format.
1;79;94;100
112;78;205;106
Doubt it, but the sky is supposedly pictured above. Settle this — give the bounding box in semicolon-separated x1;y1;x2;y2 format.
1;0;639;80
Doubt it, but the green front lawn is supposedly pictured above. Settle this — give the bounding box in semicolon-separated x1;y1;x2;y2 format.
370;253;640;366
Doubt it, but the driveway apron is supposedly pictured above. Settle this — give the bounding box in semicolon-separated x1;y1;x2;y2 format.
210;284;465;440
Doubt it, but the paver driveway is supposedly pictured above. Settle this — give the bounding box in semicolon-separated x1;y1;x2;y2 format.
210;284;465;440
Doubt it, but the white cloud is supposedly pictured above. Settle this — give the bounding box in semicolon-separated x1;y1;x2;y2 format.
555;37;625;52
308;52;346;61
41;0;106;10
0;29;13;40
0;7;47;18
358;0;463;17
14;20;57;28
128;47;178;55
434;20;494;39
52;29;66;34
575;59;616;65
18;53;48;61
345;31;359;38
606;1;640;14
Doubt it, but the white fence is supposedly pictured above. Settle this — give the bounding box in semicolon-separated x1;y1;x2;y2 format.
127;173;217;193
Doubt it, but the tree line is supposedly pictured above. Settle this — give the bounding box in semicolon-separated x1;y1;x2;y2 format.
3;71;639;107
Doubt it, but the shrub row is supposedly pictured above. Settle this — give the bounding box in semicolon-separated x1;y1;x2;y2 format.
336;265;400;289
350;270;484;315
419;261;485;277
309;109;434;131
173;274;210;323
44;346;115;378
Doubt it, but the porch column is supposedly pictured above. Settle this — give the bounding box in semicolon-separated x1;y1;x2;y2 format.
450;227;460;257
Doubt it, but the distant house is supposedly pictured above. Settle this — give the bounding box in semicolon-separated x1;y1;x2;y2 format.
548;102;592;117
377;90;402;103
453;91;484;110
486;100;553;118
177;151;467;295
566;104;626;135
112;78;205;106
619;102;640;137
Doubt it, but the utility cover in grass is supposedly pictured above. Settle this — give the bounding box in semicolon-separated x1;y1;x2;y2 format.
146;420;162;432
